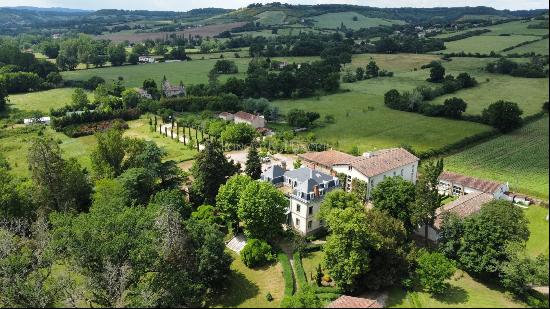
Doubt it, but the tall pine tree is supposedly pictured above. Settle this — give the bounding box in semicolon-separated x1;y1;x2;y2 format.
245;142;262;180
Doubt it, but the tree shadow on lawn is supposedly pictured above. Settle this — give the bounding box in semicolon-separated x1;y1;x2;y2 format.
207;269;260;307
433;284;469;305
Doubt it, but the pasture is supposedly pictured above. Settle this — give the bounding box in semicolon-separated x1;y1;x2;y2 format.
256;11;287;25
61;58;250;88
8;88;90;114
444;117;549;199
482;20;549;36
525;205;550;257
312;12;405;30
504;38;549;55
438;34;541;54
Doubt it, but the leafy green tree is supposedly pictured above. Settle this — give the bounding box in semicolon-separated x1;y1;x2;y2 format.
116;167;156;205
0;168;35;219
108;43;126;66
438;213;464;260
319;189;362;220
121;88;140;109
0;221;58;308
355;67;365;80
28;137;91;213
323;207;372;293
366;60;380;77
57;39;79;70
0;79;8;111
442;97;467;119
500;242;549;296
71;88;89;108
143;78;160;100
91;129;126;179
245;142;262;180
371;176;416;233
190;140;239;205
216;174;253;230
416;250;456;295
238;181;287;240
411;159;443;244
150;189;192;220
280;286;322;308
191;205;222;225
221;123;256;145
458;200;529;275
351;178;368;203
240;239;274;268
427;62;445;83
127;52;139;65
482;100;523;133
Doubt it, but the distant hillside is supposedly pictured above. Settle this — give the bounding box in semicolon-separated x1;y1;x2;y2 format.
212;4;548;26
1;6;93;13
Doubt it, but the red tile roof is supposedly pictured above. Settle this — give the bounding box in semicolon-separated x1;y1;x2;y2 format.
439;171;504;194
327;295;383;308
234;111;261;122
434;192;494;230
298;150;357;169
346;148;419;178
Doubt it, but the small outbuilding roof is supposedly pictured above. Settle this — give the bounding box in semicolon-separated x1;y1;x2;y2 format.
433;191;494;230
439;171;504;194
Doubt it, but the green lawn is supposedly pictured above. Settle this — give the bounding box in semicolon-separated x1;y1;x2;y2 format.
61;58;250;88
504;38;549;55
0;116;197;178
8;88;90;114
209;251;285;308
387;271;525;308
482;20;549;37
438;34;541;54
445;117;549;200
301;250;325;284
312;12;405;30
525;205;550;257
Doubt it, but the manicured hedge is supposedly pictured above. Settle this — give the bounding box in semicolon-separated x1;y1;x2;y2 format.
316;293;341;301
51;108;141;130
278;253;295;297
293;252;308;289
314;286;342;294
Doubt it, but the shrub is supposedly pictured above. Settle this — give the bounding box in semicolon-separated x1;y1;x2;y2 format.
482;100;523;133
266;292;273;302
293;252;308;288
416;250;456;295
278;253;295;296
240;239;274;268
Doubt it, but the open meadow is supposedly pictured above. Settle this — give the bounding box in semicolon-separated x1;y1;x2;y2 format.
438;34;541;54
8;88;91;114
61;58;250;88
444;117;549;199
504;38;550;55
312;11;406;30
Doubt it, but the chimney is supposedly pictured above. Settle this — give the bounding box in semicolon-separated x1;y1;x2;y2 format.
313;185;320;198
281;161;287;171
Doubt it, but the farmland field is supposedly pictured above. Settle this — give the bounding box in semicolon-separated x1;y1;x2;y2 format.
312;12;406;30
437;34;541;54
504;38;549;55
256;11;287;25
61;58;250;87
444;117;549;199
8;88;91;114
525;205;550;257
481;20;549;36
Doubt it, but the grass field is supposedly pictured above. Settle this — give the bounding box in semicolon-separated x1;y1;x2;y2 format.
256;11;287;25
525;205;550;257
8;88;91;114
504;38;549;55
482;20;549;37
312;12;405;30
61;58;250;88
0;116;197;178
387;271;525;308
438;34;541;54
209;251;285;308
301;250;325;284
444;117;549;200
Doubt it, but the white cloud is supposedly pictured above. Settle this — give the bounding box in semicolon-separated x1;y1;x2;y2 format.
0;0;547;11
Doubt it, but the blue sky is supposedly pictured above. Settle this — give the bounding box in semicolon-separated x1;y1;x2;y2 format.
1;0;548;11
